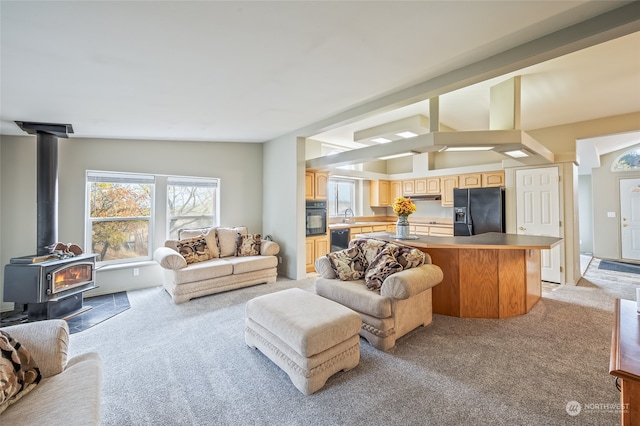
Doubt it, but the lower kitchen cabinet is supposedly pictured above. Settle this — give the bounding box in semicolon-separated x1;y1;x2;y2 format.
306;235;329;273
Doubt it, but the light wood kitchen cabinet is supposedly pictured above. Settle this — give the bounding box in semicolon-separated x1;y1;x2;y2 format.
306;170;328;200
390;180;403;202
403;179;428;196
306;235;329;272
413;225;430;236
459;173;482;188
414;178;428;195
426;178;441;194
440;175;458;207
370;180;391;206
402;180;415;195
429;226;454;236
481;171;505;187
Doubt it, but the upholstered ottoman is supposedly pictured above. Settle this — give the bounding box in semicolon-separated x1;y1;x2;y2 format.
245;288;361;395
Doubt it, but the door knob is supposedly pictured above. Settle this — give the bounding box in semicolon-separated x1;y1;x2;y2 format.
623;224;628;227
518;226;526;231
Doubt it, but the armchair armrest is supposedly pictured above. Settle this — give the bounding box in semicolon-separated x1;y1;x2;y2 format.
381;264;443;299
153;246;187;270
260;240;280;256
2;319;69;378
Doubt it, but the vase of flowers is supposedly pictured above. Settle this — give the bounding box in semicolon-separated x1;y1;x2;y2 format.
392;197;416;238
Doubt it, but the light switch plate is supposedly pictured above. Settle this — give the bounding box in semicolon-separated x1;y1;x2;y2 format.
607;212;616;218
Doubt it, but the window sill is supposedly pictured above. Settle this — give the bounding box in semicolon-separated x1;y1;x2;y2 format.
96;260;157;272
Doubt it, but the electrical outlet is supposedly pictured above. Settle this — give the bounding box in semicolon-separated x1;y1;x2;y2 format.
133;268;140;276
278;256;283;264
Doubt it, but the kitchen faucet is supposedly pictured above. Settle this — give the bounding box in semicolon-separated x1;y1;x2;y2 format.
344;208;354;223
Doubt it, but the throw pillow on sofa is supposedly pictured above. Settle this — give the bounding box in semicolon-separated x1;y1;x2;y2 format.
179;227;219;258
326;246;368;281
364;246;403;291
217;226;247;257
0;331;42;414
236;233;261;256
349;238;389;264
176;235;212;264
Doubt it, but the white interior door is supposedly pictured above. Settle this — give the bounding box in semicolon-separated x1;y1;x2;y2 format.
516;167;562;283
620;178;640;261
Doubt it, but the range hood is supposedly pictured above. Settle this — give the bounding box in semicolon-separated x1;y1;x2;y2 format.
406;194;441;201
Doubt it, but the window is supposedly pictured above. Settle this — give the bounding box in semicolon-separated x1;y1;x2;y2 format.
328;178;355;217
167;177;219;239
612;146;640;171
86;172;154;264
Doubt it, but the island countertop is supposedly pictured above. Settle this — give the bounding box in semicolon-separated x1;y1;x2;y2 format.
359;231;562;250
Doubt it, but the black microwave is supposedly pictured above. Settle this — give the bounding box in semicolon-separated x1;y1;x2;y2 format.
306;200;327;236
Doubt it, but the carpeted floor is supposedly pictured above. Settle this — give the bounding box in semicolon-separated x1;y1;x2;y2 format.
68;263;638;426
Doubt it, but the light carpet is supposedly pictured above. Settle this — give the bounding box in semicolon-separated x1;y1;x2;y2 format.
69;270;637;426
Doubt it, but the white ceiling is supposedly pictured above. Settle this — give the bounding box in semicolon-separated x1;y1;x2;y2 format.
1;1;639;158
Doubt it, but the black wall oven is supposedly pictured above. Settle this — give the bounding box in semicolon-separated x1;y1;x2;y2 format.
306;200;327;236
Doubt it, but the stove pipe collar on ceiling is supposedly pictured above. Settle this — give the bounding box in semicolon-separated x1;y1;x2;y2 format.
15;121;74;256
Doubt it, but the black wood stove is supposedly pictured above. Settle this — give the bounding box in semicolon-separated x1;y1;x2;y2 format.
3;121;97;321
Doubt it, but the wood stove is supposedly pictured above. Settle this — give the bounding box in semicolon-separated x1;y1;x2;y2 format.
3;121;98;320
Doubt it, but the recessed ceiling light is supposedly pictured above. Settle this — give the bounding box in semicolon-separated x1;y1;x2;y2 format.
504;150;529;158
445;146;494;152
371;137;392;144
395;131;418;139
378;152;416;160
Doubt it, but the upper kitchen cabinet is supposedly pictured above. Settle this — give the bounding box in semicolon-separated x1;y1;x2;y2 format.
458;173;482;189
370;180;391;207
440;175;459;207
426;177;441;194
390;180;403;201
481;171;505;187
403;178;428;196
306;170;328;200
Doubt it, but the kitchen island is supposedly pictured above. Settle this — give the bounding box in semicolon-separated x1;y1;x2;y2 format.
360;232;563;319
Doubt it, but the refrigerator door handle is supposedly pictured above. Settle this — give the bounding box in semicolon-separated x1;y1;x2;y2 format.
466;191;473;236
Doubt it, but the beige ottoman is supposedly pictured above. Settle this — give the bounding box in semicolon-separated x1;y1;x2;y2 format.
245;288;361;395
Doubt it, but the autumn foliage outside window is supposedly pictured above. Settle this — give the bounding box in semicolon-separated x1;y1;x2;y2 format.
87;172;154;264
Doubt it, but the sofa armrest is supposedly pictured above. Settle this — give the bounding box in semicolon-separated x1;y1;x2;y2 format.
153;246;187;270
314;256;337;279
260;240;280;256
380;264;443;299
2;319;69;378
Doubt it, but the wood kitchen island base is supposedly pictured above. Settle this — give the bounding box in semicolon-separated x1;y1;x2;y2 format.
425;247;541;318
361;232;562;319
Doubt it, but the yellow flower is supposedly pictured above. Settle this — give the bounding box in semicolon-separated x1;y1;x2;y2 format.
392;197;417;216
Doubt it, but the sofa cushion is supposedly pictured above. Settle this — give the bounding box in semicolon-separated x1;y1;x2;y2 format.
179;227;219;258
0;330;42;414
236;233;261;256
326;246;368;281
365;246;403;291
170;259;233;285
315;278;392;318
217;227;247;257
176;235;212;264
224;255;278;274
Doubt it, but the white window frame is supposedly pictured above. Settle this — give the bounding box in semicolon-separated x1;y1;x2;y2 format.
328;177;356;218
85;171;155;266
166;176;220;239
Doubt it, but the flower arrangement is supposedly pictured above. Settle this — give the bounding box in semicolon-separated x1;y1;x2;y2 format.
392;197;417;217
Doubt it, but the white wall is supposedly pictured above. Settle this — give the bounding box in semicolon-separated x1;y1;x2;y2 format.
578;175;593;254
0;135;265;307
592;143;640;260
263;134;303;279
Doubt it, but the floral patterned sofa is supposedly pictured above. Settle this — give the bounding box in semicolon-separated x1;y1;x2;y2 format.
153;226;279;304
314;238;443;351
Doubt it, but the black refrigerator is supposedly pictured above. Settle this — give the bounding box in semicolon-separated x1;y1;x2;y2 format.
453;187;505;236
